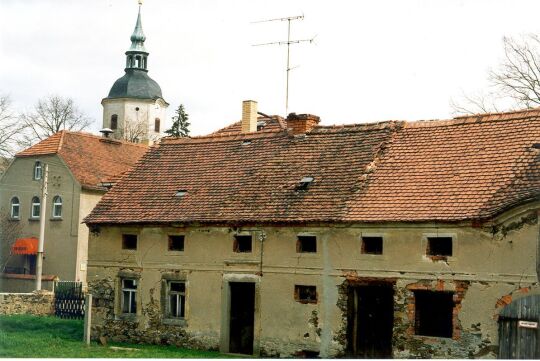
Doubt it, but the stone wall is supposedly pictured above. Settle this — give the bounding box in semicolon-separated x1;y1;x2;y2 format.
0;290;54;316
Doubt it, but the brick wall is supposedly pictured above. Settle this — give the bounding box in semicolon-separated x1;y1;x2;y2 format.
0;290;54;316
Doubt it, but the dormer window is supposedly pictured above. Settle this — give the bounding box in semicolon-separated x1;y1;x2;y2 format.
297;176;314;190
34;161;42;180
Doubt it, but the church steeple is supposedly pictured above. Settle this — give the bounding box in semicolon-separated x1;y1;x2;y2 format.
125;2;148;72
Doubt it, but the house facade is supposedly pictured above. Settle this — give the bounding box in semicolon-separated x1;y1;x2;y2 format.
85;103;540;358
0;131;147;292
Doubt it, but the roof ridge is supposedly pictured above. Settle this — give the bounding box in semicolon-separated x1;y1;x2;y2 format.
62;130;149;148
162;129;286;144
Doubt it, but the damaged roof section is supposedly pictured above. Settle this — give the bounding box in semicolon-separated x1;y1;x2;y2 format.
85;108;540;224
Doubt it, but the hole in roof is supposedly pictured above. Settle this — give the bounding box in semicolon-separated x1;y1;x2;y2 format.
532;143;540;149
257;120;267;131
297;176;314;191
175;190;188;197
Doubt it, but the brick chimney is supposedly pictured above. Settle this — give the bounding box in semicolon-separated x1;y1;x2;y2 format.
241;100;258;133
286;113;321;134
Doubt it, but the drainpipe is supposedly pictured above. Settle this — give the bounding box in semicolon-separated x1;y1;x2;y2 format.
258;231;266;276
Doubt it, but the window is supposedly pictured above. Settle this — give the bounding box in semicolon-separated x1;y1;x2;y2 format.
297;235;317;253
168;235;184;252
167;281;186;318
10;197;20;219
427;237;453;257
361;236;383;255
414;291;454;338
154;118;160;132
295;285;317;304
31;196;40;218
110;114;118;130
233;235;252;253
52;196;62;218
121;279;137;314
122;234;137;250
34;161;42;180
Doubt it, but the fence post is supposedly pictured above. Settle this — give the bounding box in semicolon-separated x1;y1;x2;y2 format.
83;293;92;346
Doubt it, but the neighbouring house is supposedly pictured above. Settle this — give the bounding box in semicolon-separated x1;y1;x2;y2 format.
0;131;147;292
84;101;540;358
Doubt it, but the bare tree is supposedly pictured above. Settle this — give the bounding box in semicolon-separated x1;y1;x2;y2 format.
123;116;147;143
452;34;540;115
19;95;92;147
0;95;22;158
0;212;22;272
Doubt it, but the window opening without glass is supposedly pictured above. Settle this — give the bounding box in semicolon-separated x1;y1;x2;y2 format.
168;235;184;252
297;235;317;253
427;237;453;257
122;234;137;250
361;236;383;255
233;235;252;253
414;291;454;338
295;285;317;303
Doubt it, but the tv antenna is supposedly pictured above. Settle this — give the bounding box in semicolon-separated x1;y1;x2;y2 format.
252;15;315;115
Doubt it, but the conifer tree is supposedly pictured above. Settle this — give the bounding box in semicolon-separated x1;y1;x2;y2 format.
165;104;190;137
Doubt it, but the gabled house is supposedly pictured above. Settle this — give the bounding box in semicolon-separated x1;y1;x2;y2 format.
84;101;540;358
0;131;147;292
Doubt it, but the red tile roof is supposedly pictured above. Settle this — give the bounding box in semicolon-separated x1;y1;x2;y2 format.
17;131;148;191
85;109;540;224
211;115;287;135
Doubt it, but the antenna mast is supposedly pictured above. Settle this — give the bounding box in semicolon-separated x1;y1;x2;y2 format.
252;15;314;116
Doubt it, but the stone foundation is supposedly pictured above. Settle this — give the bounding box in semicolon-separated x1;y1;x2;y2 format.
0;290;54;316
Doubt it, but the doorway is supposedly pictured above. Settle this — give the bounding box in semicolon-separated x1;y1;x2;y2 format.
229;282;255;355
347;283;394;358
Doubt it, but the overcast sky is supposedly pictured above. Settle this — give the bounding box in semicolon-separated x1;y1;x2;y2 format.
1;0;540;136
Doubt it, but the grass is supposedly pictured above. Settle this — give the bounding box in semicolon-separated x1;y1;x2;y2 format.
0;314;234;358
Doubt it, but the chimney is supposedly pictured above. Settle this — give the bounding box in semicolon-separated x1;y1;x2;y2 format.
241;100;258;133
286;113;321;134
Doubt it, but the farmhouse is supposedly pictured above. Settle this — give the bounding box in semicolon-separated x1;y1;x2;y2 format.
84;102;540;358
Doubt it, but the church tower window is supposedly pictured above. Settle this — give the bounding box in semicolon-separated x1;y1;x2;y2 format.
154;118;160;132
111;114;118;130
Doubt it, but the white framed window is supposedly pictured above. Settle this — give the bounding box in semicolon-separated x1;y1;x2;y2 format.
168;281;186;318
121;279;137;314
34;161;42;180
31;196;40;218
52;196;62;218
10;197;20;219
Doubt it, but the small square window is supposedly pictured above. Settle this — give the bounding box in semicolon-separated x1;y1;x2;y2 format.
297;236;317;253
414;291;454;338
122;234;138;250
233;235;252;253
294;285;317;304
168;235;184;252
361;236;383;255
427;237;452;257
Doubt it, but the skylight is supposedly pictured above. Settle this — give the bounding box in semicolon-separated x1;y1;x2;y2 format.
297;176;314;190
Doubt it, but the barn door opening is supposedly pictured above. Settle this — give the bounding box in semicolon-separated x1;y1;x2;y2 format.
347;283;394;358
229;282;255;355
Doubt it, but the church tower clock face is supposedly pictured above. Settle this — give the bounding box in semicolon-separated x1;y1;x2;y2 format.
101;2;169;145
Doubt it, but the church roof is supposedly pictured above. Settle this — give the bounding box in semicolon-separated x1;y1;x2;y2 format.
85;108;540;225
16;131;148;191
106;69;163;101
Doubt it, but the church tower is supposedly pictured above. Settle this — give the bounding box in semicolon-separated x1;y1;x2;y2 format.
102;2;168;144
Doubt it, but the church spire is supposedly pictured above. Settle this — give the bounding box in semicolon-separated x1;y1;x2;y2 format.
125;1;148;71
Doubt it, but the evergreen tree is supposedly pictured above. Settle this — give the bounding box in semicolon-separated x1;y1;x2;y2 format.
165;104;190;137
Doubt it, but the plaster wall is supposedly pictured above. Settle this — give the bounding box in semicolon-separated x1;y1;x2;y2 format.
102;98;168;144
76;191;103;283
0;155;81;283
87;206;539;357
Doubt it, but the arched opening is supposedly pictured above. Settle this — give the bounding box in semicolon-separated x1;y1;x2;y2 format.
34;161;42;180
135;56;141;68
31;196;40;218
111;114;118;130
10;196;20;219
52;196;63;218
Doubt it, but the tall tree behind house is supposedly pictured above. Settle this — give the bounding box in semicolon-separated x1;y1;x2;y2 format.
165;104;190;137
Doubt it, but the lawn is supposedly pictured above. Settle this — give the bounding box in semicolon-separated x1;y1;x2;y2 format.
0;314;234;358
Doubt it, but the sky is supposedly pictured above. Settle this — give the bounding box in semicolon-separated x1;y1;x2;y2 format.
1;0;540;136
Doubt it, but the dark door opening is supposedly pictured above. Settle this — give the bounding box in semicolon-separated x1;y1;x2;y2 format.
347;283;394;358
229;282;255;355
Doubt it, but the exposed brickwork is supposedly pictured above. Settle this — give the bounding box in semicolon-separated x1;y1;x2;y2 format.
285;113;321;134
